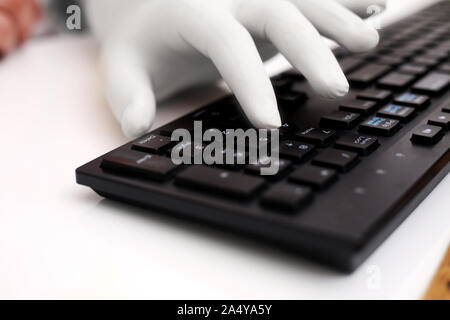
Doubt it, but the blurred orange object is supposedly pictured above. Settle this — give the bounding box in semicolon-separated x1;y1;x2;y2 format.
0;0;41;56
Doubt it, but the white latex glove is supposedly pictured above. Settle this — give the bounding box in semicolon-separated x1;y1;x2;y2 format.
85;0;386;138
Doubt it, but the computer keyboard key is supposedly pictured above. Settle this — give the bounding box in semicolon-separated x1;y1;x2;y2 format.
175;166;265;200
335;134;379;156
320;111;361;129
377;104;416;122
271;76;294;92
443;106;450;113
412;72;450;95
277;91;308;108
197;106;243;127
289;165;338;190
393;93;430;109
348;63;391;86
339;57;364;74
168;141;206;160
377;72;416;90
374;56;403;66
294;127;336;146
132;134;174;154
245;158;292;180
359;116;401;136
101;150;180;181
279;141;315;163
397;64;427;76
428;112;450;130
312;149;359;173
356;89;392;103
389;48;415;59
411;56;440;67
278;122;298;140
261;183;313;211
209;147;249;170
411;125;444;145
340;100;377;115
438;64;450;74
423;49;449;60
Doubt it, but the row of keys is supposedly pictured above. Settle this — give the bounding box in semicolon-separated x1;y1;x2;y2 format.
354;89;430;109
319;109;401;136
319;88;434;137
347;47;450;95
129;128;379;170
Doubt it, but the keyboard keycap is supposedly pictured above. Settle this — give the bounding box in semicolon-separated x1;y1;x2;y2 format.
216;151;249;170
438;64;450;74
175;166;265;199
272;76;294;92
277;91;308;108
411;124;444;145
397;64;427;76
261;184;313;211
245;158;292;180
423;48;449;60
374;56;403;66
393;93;430;109
278;122;298;140
443;106;450;113
359;116;401;136
312;149;359;173
320;111;361;129
348;63;391;86
340;100;377;115
294;127;336;146
412;72;450;95
411;56;440;67
335;133;379;155
289;165;338;190
159;118;195;137
357;89;392;103
132;134;174;154
279;141;315;163
101;150;179;181
168;141;205;161
389;48;415;59
377;72;416;90
339;57;364;74
428;112;450;130
377;104;416;122
197;105;244;128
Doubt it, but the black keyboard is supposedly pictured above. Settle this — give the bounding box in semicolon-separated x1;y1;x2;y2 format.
76;1;450;272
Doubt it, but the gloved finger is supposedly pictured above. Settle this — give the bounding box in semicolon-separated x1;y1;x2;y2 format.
289;0;380;53
100;43;156;138
237;0;348;99
178;6;281;129
335;0;387;18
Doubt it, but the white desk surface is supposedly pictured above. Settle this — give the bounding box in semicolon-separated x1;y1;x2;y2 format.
0;0;448;299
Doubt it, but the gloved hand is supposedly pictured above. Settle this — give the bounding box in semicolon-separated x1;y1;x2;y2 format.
0;0;40;55
85;0;386;138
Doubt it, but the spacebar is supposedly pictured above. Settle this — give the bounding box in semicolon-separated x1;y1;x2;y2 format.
175;166;265;199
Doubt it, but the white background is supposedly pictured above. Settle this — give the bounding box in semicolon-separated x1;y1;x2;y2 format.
0;0;448;299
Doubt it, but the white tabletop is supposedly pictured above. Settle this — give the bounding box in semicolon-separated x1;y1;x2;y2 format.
0;0;448;299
